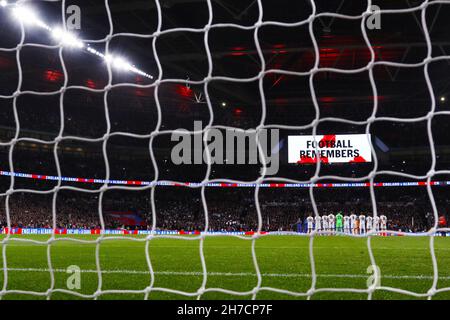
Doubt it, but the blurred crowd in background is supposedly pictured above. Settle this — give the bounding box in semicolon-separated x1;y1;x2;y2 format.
1;185;448;233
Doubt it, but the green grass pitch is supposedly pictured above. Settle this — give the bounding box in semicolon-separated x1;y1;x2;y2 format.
0;235;450;300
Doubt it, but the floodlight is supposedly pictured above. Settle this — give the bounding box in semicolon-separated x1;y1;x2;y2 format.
12;6;38;25
112;57;132;71
52;27;84;48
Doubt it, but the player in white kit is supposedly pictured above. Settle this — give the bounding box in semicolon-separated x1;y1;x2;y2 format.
380;215;387;231
314;215;322;232
328;213;335;232
350;213;357;235
343;215;350;234
306;215;314;234
373;215;380;232
366;215;373;232
359;214;366;235
322;215;329;232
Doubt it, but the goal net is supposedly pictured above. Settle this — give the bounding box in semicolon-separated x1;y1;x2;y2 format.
0;0;449;300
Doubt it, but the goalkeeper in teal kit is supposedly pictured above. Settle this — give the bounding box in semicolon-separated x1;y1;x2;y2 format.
336;212;344;233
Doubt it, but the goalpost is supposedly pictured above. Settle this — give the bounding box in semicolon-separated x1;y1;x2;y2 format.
0;0;449;300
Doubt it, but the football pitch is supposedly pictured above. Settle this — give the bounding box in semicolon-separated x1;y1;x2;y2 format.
0;235;449;300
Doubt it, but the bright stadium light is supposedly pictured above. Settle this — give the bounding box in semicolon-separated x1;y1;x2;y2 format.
52;27;84;48
3;4;154;79
51;27;64;39
104;54;153;78
11;5;50;30
12;6;38;24
441;96;446;102
104;54;113;63
112;57;132;71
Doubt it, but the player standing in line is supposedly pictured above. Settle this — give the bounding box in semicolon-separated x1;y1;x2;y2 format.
366;215;373;233
306;215;314;234
314;215;322;233
335;212;344;233
373;215;380;233
354;216;360;235
343;215;350;234
328;213;335;233
380;214;387;234
322;215;329;233
350;213;357;235
359;214;366;235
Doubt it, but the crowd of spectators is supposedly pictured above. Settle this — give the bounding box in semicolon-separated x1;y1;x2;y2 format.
0;186;448;233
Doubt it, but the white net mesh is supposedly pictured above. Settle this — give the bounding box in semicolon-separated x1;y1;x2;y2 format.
0;0;449;300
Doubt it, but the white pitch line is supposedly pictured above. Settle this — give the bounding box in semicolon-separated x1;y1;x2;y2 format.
4;268;450;280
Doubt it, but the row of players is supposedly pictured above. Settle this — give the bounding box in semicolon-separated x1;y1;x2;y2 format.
305;213;388;234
